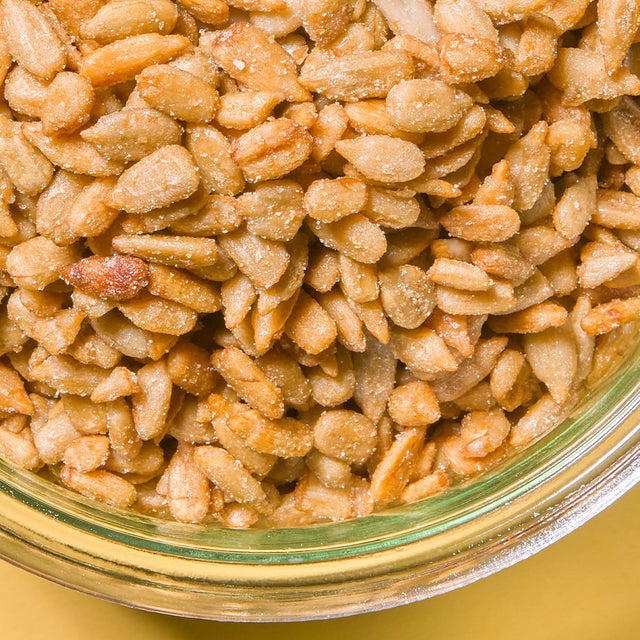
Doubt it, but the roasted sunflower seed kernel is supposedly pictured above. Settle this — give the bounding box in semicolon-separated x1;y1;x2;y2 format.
216;90;282;130
438;33;505;84
79;34;190;87
0;0;66;81
117;292;198;335
387;381;440;427
231;118;313;183
313;409;377;465
41;72;95;136
80;109;183;163
4;66;49;119
107;145;200;214
112;234;219;268
386;79;474;133
21;122;126;177
211;346;285;419
227;410;313;458
61;465;137;507
370;428;424;506
335;135;425;183
0;115;54;196
7;237;79;290
304;177;368;223
193;445;273;515
439;204;520;242
59;255;149;301
80;0;179;44
201;22;310;102
299;49;414;101
136;64;220;123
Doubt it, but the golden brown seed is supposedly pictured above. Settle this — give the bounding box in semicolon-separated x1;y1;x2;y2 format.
63;435;110;473
167;342;218;397
218;228;289;289
504;121;550;211
387;381;440;427
460;408;511;458
0;361;34;415
216;91;282;130
90;367;139;403
547;120;593;174
598;0;640;74
401;470;449;503
304;177;368;223
240;180;305;242
386;79;473;133
147;264;221;313
0;115;54;196
21;122;125;177
285;291;338;355
379;265;435;329
80;109;183;163
286;0;352;45
201;22;310;102
107;145;200;214
370;428;424;505
30;308;84;355
593;190;640;230
0;427;39;470
227;411;313;458
442;434;506;475
7;237;78;290
61;465;137;507
427;258;493;292
0;0;65;80
488;301;568;334
439;204;521;242
211;346;284;419
66;177;119;239
166;442;210;524
390;326;458;378
117;292;198;335
112;234;219;268
137;64;220;123
313;409;377;464
580;297;640;335
178;0;228;25
363;187;421;229
437;33;505;84
79;34;190;86
131;359;172;440
299;49;414;101
231;118;313;183
41;72;95;136
59;255;149;301
307;214;387;265
335;135;425;183
4;66;49;119
193;445;273;515
80;0;179;44
524;327;576;405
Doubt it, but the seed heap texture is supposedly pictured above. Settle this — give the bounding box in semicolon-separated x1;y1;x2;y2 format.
1;0;640;528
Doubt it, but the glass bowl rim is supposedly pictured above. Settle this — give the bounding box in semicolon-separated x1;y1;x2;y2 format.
1;339;640;620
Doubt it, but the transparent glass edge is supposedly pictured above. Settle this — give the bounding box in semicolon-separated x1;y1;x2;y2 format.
0;332;639;620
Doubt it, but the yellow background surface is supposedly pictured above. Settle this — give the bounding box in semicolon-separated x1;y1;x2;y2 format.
1;483;639;640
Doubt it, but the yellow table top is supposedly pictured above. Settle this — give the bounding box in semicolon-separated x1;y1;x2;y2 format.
1;483;639;639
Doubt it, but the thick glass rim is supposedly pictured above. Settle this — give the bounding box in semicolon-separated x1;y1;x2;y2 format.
0;340;639;621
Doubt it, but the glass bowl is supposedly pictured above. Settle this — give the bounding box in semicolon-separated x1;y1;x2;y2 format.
1;336;640;622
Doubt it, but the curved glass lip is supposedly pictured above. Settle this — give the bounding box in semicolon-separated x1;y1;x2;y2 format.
0;338;640;620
